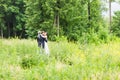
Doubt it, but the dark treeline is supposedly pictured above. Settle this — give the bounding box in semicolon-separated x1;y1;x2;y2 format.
0;0;25;38
0;0;120;43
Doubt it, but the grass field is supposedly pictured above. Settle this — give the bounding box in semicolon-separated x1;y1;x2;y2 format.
0;39;120;80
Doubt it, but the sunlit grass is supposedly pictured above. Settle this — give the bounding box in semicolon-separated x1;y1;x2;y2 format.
0;39;120;80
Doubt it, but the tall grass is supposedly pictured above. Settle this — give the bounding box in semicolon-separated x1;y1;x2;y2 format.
0;39;120;80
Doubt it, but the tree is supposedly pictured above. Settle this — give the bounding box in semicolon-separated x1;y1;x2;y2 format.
0;0;6;38
0;0;109;43
0;0;25;38
53;0;60;37
24;0;87;39
24;0;54;38
88;0;103;33
108;0;116;32
111;11;120;37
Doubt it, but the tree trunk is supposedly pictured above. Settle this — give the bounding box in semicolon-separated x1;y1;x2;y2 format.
57;13;59;37
88;0;91;28
0;26;3;38
53;0;60;37
53;15;57;27
20;26;25;38
8;23;10;38
109;0;111;32
54;13;59;37
88;0;92;34
13;27;16;37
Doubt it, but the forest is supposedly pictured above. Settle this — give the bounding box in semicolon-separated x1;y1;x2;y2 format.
0;0;120;43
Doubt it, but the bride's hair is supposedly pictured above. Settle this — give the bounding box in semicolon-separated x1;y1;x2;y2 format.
38;31;41;34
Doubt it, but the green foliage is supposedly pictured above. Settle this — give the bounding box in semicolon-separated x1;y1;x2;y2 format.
98;29;110;43
111;11;120;37
0;0;118;44
67;33;79;42
50;35;67;42
0;0;25;38
79;33;100;44
89;0;103;33
79;30;110;44
24;0;55;38
21;55;38;69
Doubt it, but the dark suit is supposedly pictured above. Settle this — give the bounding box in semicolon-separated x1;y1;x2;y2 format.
37;34;47;49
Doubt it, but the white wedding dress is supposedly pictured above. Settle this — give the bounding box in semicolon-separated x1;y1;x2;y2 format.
44;41;50;55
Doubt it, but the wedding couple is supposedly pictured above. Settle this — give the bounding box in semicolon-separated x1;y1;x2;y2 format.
37;31;49;55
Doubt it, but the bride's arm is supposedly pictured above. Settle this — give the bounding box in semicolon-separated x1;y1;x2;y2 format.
41;34;47;38
41;35;48;42
44;36;48;42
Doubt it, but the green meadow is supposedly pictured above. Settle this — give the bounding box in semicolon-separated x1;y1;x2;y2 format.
0;39;120;80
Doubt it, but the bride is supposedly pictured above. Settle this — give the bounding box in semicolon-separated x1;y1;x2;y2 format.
43;32;50;55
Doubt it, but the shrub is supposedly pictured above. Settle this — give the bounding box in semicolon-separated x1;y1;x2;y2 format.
98;30;110;43
67;33;79;42
21;56;38;69
49;35;57;41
